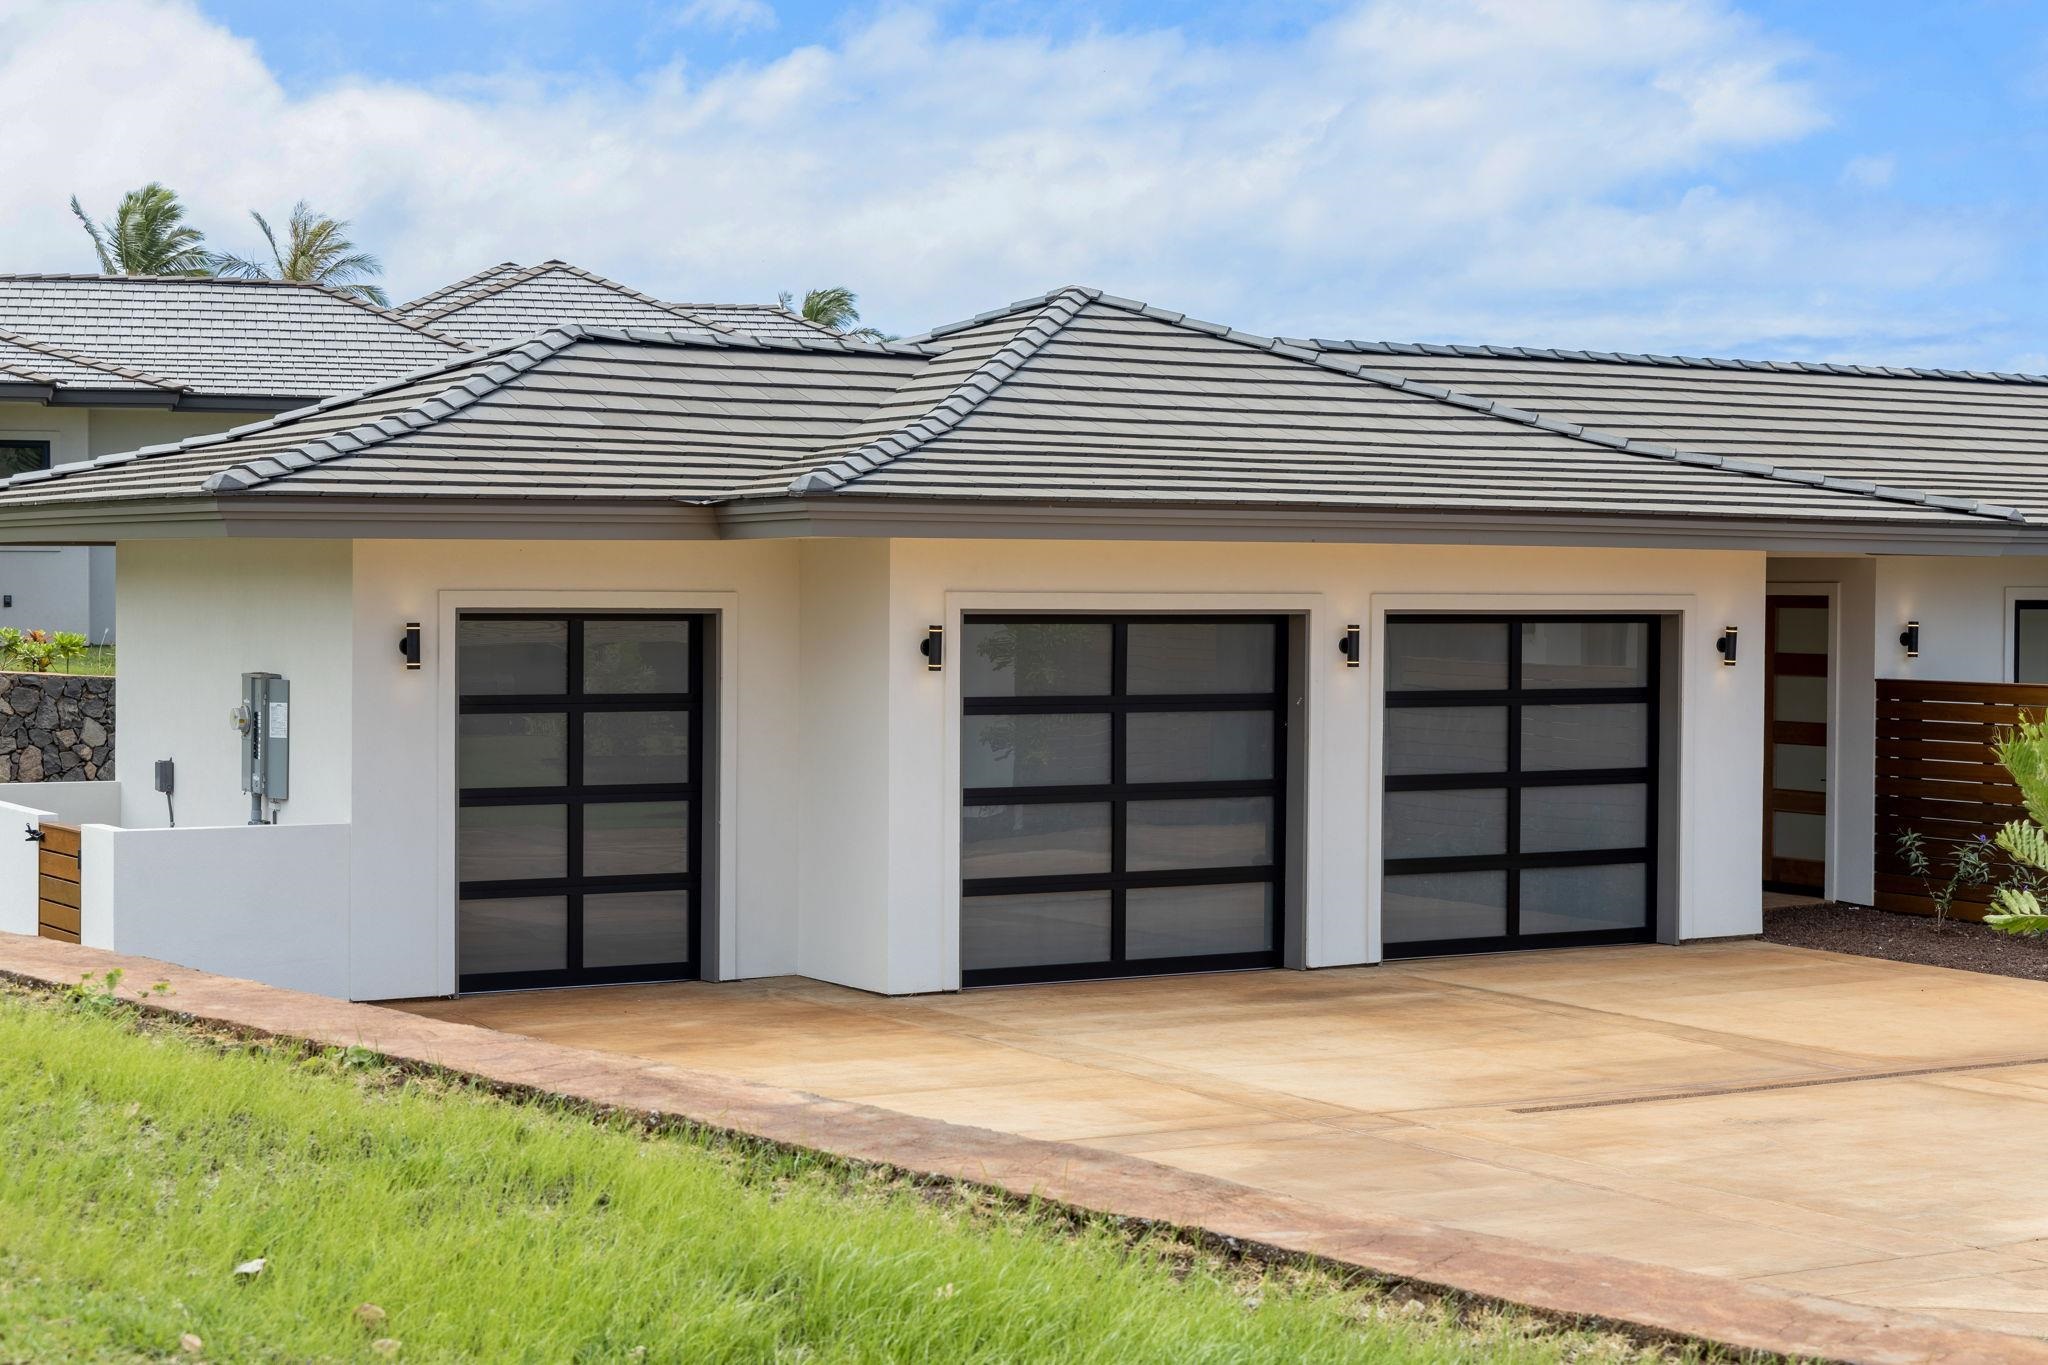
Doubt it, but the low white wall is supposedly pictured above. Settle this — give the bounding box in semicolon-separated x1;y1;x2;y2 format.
80;821;352;997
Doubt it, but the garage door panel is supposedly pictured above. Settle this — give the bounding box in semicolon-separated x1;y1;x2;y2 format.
961;614;1287;986
1383;614;1658;958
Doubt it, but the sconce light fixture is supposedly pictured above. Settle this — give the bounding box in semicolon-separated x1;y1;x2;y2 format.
398;622;422;670
1715;626;1739;666
1338;624;1362;668
919;625;945;671
1899;620;1920;658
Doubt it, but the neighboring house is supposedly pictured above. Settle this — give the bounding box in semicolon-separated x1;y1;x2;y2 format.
0;263;827;637
0;284;2038;1004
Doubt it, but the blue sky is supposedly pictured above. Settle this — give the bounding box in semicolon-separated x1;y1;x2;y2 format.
7;1;2046;365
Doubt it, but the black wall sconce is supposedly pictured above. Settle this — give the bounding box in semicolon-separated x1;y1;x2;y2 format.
1900;620;1920;658
919;625;944;671
1338;624;1362;668
1715;626;1739;666
398;622;422;670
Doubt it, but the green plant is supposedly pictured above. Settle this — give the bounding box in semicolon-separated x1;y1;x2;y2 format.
1894;828;1996;928
69;183;216;276
215;201;389;305
1984;712;2048;935
0;627;90;673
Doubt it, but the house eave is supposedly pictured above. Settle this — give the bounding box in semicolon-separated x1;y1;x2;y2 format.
0;490;2030;555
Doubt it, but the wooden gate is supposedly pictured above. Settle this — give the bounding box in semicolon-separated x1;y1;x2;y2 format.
36;822;81;942
1874;679;2048;919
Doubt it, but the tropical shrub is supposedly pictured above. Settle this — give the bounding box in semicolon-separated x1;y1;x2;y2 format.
1985;712;2048;936
1894;827;1995;928
0;628;89;674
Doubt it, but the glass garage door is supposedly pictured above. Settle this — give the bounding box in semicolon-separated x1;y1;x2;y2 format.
959;616;1287;986
1381;615;1658;957
457;614;704;991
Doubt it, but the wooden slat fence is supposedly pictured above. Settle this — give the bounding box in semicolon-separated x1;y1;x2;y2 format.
1874;679;2048;919
36;822;81;942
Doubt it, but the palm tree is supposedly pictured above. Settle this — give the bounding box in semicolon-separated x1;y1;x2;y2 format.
215;202;389;305
69;183;215;276
780;286;885;341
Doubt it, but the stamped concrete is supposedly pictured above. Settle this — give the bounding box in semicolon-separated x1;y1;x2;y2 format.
5;934;2045;1363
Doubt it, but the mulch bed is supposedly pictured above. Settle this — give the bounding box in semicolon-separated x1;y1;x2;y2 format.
1764;901;2048;982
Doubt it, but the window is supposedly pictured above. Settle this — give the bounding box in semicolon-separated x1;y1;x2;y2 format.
0;440;51;478
959;616;1287;985
2019;601;2048;684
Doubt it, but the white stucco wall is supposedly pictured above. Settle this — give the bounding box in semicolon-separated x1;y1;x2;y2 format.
114;539;355;831
869;538;1767;994
80;821;352;996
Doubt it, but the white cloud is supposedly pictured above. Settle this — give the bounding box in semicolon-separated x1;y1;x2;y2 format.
0;0;2008;361
676;0;776;35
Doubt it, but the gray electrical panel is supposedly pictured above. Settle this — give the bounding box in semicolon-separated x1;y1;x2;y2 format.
233;672;290;823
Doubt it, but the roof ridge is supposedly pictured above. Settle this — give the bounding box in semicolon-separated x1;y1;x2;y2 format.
1065;294;2023;525
789;288;1095;495
0;328;188;390
396;261;525;316
407;259;749;337
1308;338;2048;388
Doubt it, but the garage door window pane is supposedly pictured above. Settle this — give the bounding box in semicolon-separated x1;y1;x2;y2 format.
1127;622;1276;693
1384;789;1507;860
962;803;1112;879
584;801;690;877
1126;711;1272;784
1520;784;1646;854
962;713;1110;788
584;711;690;786
1385;706;1506;776
1520;863;1647;935
459;619;566;695
962;623;1112;697
459;896;566;975
1521;621;1648;689
460;713;567;788
962;891;1111;971
1127;884;1272;959
1386;622;1507;691
1522;703;1646;772
584;890;691;968
459;804;567;882
584;619;690;694
1383;872;1506;943
1127;797;1272;871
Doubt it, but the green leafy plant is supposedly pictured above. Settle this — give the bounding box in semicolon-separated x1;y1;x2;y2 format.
1894;828;1996;928
215;201;389;305
69;183;216;276
0;627;90;673
1984;712;2048;935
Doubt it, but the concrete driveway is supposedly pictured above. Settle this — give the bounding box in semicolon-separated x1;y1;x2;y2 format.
398;941;2048;1341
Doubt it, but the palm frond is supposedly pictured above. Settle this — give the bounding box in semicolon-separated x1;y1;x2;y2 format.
225;201;388;304
787;285;863;334
1998;818;2048;875
69;195;117;273
1986;885;2048;936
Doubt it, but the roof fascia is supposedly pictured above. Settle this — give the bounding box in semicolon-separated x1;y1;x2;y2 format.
713;495;2029;557
0;495;722;544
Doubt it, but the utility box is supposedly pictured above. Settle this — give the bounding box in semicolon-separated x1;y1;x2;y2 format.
234;672;290;822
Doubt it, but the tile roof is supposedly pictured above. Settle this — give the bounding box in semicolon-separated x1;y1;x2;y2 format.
0;330;186;392
0;274;466;400
791;289;2018;524
1305;341;2048;522
400;260;836;345
0;288;2012;533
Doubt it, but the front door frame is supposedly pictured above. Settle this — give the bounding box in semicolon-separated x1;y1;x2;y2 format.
433;590;739;996
1762;590;1833;896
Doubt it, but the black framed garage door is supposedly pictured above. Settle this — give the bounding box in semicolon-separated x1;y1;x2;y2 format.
456;613;705;991
959;615;1287;986
1381;615;1658;957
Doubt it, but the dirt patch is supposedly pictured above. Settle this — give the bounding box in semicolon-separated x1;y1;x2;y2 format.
1764;901;2048;981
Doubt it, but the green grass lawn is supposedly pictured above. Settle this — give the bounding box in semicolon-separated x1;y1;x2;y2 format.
0;981;1714;1364
54;644;115;676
